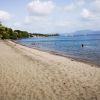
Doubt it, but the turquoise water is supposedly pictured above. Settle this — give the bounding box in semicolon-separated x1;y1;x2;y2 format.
17;34;100;66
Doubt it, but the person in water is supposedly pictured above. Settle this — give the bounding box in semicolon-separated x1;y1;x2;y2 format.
81;44;84;47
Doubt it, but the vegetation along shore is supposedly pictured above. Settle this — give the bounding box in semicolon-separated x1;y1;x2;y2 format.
0;23;59;40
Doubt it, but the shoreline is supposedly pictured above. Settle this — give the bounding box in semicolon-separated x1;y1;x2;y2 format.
14;40;100;67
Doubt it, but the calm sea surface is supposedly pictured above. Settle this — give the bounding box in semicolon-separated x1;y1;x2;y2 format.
17;34;100;66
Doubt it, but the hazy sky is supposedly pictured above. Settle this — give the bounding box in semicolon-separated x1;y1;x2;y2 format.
0;0;100;33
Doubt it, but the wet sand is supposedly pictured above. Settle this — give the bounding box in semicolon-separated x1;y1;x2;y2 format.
0;40;100;100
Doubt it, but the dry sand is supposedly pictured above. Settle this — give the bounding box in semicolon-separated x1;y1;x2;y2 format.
0;40;100;100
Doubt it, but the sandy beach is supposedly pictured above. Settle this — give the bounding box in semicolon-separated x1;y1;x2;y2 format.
0;40;100;100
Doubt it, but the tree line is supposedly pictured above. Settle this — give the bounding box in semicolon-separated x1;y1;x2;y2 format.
0;23;59;40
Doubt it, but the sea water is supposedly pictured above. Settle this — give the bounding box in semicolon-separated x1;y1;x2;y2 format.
17;34;100;66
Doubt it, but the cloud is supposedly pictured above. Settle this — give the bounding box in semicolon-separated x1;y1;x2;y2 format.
0;10;11;21
81;8;94;20
3;0;100;33
27;0;55;16
80;0;100;21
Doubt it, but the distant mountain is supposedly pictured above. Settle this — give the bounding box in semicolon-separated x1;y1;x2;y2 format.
61;30;100;36
73;30;100;36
